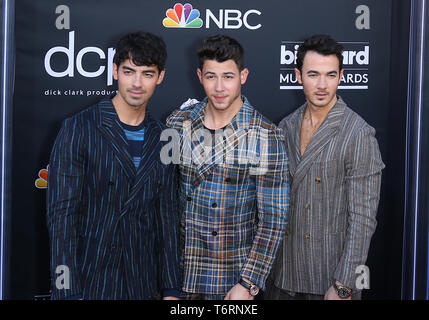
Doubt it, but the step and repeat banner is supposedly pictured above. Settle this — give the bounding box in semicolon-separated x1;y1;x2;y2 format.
12;0;401;299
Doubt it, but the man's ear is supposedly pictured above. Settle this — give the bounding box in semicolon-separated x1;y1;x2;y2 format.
113;63;119;80
295;68;302;84
338;69;344;84
240;68;249;85
157;69;166;85
196;68;203;84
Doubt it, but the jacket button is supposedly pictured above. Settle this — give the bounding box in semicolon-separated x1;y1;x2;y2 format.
315;177;321;184
212;231;218;236
225;177;231;183
111;243;116;249
108;181;115;186
304;233;311;239
187;196;192;201
212;203;217;208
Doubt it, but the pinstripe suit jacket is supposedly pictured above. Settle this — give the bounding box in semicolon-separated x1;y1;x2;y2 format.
47;97;181;299
166;96;289;295
270;96;384;294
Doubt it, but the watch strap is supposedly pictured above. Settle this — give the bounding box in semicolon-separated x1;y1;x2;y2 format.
238;278;252;290
238;278;260;296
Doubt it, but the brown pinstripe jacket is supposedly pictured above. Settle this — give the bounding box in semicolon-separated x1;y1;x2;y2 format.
270;96;384;295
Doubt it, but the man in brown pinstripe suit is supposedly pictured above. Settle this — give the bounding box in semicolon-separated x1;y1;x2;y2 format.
266;35;384;300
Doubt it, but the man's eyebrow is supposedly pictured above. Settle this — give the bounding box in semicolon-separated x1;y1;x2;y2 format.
203;71;236;76
121;65;135;71
121;66;156;73
306;70;338;74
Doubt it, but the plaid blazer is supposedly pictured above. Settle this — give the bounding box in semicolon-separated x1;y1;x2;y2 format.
270;97;384;295
166;96;289;295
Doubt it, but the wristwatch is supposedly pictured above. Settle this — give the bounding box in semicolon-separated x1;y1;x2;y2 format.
333;281;352;299
238;278;260;296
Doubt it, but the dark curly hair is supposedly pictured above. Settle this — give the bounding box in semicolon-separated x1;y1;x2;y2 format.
113;31;167;71
197;34;244;71
296;34;343;72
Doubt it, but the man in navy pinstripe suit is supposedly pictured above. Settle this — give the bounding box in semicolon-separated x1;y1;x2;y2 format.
266;35;384;300
47;31;181;300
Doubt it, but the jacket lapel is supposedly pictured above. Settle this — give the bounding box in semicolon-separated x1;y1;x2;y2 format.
122;113;161;210
191;112;207;170
291;97;346;194
96;98;136;182
135;112;161;180
285;104;305;177
193;97;252;183
196;122;248;182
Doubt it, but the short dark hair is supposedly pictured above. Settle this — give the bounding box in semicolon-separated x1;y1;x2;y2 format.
113;31;167;71
197;34;244;71
296;34;343;71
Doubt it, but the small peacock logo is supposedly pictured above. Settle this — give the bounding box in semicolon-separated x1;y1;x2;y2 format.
163;3;203;28
35;166;49;189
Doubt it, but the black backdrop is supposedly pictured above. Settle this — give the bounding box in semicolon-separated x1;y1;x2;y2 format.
9;0;410;299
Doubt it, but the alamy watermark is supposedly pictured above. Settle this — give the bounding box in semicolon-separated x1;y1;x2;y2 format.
55;265;70;290
55;265;370;291
160;123;269;174
355;264;370;290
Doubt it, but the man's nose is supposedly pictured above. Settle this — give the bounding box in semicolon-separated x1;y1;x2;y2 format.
132;74;143;88
317;76;327;89
215;78;224;91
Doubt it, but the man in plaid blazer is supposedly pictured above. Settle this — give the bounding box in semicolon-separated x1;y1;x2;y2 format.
166;35;289;300
266;35;384;300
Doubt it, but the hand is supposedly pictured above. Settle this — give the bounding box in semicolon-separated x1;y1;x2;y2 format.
163;296;180;300
224;284;254;300
324;285;352;300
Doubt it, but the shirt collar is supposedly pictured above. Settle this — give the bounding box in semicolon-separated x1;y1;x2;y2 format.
188;95;253;131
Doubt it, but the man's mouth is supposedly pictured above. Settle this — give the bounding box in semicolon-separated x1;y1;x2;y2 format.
214;95;227;102
129;90;144;97
315;92;328;98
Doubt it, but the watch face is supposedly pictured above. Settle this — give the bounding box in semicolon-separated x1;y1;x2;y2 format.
250;285;259;296
338;287;351;298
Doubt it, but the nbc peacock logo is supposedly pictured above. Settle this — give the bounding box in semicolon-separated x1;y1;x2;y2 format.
35;166;49;189
163;3;203;28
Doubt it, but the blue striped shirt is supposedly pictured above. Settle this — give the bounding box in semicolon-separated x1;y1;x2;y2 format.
120;121;145;168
